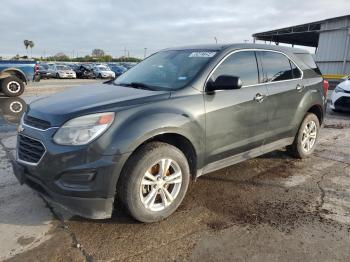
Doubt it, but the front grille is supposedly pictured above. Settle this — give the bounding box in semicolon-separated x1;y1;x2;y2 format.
24;115;51;130
18;135;46;164
335;97;350;108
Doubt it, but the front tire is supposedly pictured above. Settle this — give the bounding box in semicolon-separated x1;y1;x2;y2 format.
287;113;320;158
118;142;190;223
1;76;25;97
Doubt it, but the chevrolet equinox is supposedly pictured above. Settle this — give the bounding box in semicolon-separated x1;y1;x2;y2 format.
12;44;328;222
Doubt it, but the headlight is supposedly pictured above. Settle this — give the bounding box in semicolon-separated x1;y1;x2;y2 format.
334;85;345;93
53;112;115;145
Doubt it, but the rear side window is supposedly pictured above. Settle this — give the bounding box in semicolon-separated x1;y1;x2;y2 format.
259;51;301;83
294;53;322;75
211;51;259;86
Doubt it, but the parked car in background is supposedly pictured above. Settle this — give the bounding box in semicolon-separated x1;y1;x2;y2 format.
108;64;127;77
75;64;96;79
37;65;51;79
0;60;40;97
48;64;76;79
93;65;115;78
13;44;327;223
120;63;136;70
331;78;350;112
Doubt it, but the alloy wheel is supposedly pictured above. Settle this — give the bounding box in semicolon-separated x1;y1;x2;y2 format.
140;159;182;212
7;81;20;94
301;120;317;152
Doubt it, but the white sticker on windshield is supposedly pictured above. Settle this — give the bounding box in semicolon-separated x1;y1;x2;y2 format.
189;52;216;58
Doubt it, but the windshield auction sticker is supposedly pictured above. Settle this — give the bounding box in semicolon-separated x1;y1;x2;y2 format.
189;52;217;58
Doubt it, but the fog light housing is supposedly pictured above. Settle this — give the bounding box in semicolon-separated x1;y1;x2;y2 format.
58;171;96;188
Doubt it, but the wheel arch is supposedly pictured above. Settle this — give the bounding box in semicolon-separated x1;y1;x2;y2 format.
0;68;27;83
306;104;324;125
122;132;198;180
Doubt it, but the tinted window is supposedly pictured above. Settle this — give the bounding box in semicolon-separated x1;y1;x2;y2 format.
295;53;321;75
115;50;217;90
260;52;295;82
290;61;301;78
211;51;259;86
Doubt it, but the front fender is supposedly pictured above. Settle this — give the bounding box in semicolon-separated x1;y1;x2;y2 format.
100;111;204;157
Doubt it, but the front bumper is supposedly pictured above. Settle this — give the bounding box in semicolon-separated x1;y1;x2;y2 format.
12;160;114;219
330;91;350;111
13;126;131;219
101;73;115;78
59;73;76;78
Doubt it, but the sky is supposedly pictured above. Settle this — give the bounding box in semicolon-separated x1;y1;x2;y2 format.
1;0;349;58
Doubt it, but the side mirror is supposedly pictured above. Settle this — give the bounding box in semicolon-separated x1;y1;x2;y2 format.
206;75;242;92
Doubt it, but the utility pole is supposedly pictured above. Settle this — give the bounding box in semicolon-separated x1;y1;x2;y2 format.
144;48;147;59
214;37;218;44
127;50;130;58
124;47;127;57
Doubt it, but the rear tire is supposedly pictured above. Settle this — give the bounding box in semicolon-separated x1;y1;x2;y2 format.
286;113;320;158
1;76;25;97
118;142;190;223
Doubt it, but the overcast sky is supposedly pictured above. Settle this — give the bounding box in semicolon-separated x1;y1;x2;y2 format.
1;0;349;58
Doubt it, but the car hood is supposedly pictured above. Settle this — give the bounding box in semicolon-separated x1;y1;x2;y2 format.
27;83;171;126
99;70;114;74
338;80;350;91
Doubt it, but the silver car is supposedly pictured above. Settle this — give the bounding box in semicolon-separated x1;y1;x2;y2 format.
93;65;115;78
48;64;76;79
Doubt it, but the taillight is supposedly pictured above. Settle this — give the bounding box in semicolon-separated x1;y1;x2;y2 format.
323;79;329;95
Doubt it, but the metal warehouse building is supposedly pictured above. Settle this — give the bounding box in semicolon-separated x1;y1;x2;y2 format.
253;15;350;79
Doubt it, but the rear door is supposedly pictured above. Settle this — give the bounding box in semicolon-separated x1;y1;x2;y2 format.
257;51;303;144
204;51;269;165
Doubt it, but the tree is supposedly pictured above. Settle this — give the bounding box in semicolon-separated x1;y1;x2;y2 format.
23;40;30;55
92;49;105;57
28;40;34;57
54;52;69;61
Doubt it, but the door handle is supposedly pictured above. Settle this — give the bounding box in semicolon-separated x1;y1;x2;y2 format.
254;93;265;103
296;84;304;92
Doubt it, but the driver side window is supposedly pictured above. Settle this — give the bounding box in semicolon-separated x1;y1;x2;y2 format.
211;51;259;87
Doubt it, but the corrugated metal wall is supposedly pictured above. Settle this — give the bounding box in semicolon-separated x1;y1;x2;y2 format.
315;16;350;75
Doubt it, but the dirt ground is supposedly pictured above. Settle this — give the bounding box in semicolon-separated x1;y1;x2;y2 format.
0;79;350;261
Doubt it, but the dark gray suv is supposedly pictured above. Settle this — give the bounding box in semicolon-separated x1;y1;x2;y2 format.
12;44;328;222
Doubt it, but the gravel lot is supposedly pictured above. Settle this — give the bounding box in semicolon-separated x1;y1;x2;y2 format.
0;79;350;261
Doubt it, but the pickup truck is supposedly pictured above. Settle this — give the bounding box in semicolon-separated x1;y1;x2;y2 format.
0;60;40;97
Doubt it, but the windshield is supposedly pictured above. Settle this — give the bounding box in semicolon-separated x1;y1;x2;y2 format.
114;50;217;90
57;65;69;70
97;66;109;71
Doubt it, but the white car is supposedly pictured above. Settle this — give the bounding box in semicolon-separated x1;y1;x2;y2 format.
48;64;76;79
330;77;350;112
93;65;115;78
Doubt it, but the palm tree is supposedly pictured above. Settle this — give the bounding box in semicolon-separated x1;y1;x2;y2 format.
28;41;34;57
23;40;30;56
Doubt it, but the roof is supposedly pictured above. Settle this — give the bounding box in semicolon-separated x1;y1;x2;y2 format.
162;43;309;53
253;15;350;47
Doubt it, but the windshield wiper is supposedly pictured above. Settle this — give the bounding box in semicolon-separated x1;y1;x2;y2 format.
117;82;154;90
